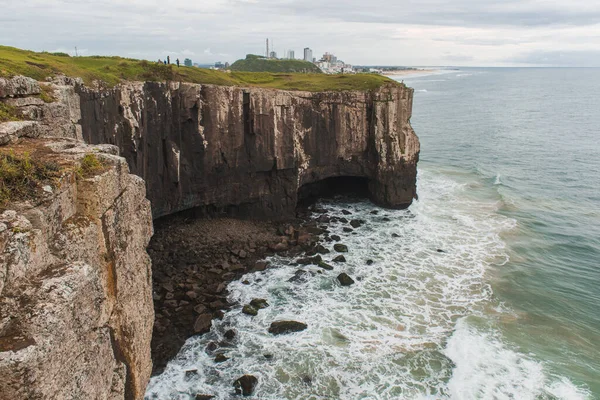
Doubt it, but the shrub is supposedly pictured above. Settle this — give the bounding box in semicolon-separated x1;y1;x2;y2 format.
77;153;104;178
0;102;21;122
0;151;60;206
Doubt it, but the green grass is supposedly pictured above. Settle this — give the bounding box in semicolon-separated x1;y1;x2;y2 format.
0;151;60;207
0;45;401;92
77;153;105;178
0;102;21;122
230;54;322;73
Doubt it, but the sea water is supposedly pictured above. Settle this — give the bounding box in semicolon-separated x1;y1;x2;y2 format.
146;68;600;399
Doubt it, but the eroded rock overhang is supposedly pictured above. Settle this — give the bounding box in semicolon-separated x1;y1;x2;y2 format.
78;81;420;219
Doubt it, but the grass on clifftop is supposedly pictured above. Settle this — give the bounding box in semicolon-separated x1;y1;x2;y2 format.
0;150;61;207
230;54;322;74
0;45;399;92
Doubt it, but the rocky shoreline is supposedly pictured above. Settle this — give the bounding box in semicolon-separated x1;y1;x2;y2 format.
148;198;373;397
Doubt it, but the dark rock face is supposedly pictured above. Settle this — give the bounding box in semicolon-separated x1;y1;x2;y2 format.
268;321;308;335
233;375;258;396
338;273;355;286
79;82;419;219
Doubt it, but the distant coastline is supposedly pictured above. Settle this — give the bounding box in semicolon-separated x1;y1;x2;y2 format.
383;68;440;77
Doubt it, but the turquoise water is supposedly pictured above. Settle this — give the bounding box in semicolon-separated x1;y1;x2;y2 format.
407;68;600;397
147;69;599;399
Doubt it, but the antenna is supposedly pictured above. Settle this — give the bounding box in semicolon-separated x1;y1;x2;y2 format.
266;38;269;58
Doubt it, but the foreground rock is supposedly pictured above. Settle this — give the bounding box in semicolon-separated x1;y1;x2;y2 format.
334;244;349;253
0;140;153;400
233;375;258;396
338;273;356;286
268;321;308;335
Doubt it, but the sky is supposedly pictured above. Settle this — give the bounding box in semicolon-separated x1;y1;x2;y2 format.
2;0;600;67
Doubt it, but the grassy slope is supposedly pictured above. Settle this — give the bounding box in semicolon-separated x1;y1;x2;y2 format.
230;54;322;73
0;45;399;92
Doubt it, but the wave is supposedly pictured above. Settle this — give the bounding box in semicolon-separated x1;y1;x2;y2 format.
145;169;583;399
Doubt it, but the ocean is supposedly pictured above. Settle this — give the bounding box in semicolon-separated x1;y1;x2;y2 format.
146;68;600;399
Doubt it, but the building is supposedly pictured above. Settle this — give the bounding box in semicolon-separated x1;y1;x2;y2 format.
303;47;313;62
184;58;192;67
269;51;278;59
287;50;295;60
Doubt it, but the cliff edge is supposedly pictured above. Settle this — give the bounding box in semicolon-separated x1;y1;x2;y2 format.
0;139;153;400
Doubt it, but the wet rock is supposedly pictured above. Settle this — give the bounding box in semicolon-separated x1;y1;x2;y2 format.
233;375;258;396
382;217;391;222
250;298;269;309
194;314;213;334
306;227;326;235
317;261;334;271
288;269;313;284
333;255;346;263
366;259;374;265
195;395;215;400
437;249;446;253
316;244;330;254
341;210;352;215
296;257;312;265
254;261;269;271
214;353;229;363
343;227;353;233
331;234;341;242
370;210;379;215
185;369;199;380
242;280;251;285
339;217;349;223
349;219;365;228
242;305;258;316
334;244;349;253
264;354;273;360
205;341;218;352
302;375;313;385
268;321;308;335
337;273;355;286
224;329;236;340
317;215;331;223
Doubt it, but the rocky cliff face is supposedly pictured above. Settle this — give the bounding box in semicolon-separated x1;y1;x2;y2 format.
79;81;419;218
0;139;153;400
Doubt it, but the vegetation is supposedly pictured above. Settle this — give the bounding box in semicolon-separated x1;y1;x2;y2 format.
0;45;400;92
0;151;60;207
77;153;105;178
0;102;21;122
38;84;56;103
230;54;322;74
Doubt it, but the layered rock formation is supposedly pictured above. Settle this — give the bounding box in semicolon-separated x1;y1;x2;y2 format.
79;81;419;218
0;140;153;400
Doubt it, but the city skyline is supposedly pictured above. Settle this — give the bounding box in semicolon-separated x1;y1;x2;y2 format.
2;0;600;67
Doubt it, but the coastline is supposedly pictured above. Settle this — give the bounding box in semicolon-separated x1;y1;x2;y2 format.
382;68;440;77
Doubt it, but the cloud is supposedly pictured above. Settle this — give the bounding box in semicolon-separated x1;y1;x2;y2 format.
1;0;600;65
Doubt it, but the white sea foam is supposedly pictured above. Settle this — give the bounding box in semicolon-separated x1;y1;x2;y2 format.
145;169;586;400
444;319;591;400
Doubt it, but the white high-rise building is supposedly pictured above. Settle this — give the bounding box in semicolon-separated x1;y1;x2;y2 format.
303;48;313;62
287;50;295;60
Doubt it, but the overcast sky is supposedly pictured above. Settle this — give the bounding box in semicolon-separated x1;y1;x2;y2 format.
2;0;600;66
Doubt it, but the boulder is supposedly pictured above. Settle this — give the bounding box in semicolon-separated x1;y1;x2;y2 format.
333;255;346;263
349;219;364;228
268;321;308;335
343;227;353;233
337;273;355;286
250;298;269;309
315;244;330;254
194;314;213;333
0;75;41;98
224;329;236;340
366;259;374;265
317;261;334;271
195;395;215;400
331;235;341;242
233;375;258;396
214;353;229;363
0;121;39;145
341;210;352;215
334;244;349;253
242;305;258;316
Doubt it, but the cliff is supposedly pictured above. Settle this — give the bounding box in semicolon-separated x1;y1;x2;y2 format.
79;81;419;218
0;72;419;399
0;139;153;399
